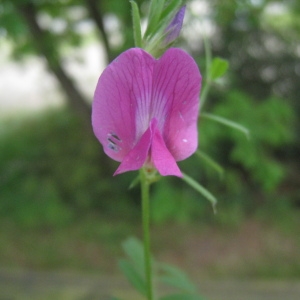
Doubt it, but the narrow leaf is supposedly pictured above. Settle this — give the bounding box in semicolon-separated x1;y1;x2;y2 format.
159;0;183;23
202;112;250;139
130;1;143;47
149;0;182;40
182;172;217;213
144;0;166;38
159;264;197;294
128;175;140;189
118;259;147;296
122;237;145;277
210;57;229;80
195;150;224;178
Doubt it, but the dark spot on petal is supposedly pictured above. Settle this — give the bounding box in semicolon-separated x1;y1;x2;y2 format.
107;133;121;152
108;142;120;152
108;138;116;145
110;132;121;141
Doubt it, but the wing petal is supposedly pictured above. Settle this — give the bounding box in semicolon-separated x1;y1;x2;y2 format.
92;48;154;162
151;125;182;177
152;48;201;161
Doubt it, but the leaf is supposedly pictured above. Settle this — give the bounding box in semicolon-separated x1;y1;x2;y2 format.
201;112;250;139
144;0;166;38
122;237;145;277
181;173;217;213
130;1;143;47
118;259;147;296
160;294;206;300
159;264;197;294
159;0;183;23
119;237;153;296
210;57;229;80
195;150;224;178
128;175;140;189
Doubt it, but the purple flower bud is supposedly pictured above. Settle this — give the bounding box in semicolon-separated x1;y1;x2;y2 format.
165;5;186;44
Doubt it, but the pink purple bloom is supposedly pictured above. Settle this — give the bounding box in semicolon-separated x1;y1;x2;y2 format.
92;48;201;177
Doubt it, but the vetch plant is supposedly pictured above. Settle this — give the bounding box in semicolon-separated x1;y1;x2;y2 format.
92;1;249;299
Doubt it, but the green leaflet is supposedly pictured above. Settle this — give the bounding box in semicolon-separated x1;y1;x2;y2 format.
118;259;147;296
121;237;146;277
195;150;224;178
201;112;250;139
182;172;217;213
130;1;143;47
128;175;140;190
118;237;149;296
210;57;229;80
158;263;197;294
144;0;166;38
154;0;183;35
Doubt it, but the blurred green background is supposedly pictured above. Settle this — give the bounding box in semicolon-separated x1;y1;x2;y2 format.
0;0;299;298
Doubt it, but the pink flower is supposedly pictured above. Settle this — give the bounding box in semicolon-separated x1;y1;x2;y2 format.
92;48;201;177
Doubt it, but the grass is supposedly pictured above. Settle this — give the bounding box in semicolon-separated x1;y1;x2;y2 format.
0;215;138;273
0;214;300;279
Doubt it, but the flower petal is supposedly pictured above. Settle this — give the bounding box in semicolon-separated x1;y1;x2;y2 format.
92;48;154;162
151;124;182;177
92;47;201;177
114;120;153;175
115;117;182;177
152;48;201;161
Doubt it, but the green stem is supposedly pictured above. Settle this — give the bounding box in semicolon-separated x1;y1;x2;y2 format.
203;33;212;80
199;80;211;110
139;168;153;300
200;33;212;110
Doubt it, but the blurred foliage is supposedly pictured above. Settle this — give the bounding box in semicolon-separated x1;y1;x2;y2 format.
200;91;295;191
0;111;140;228
0;0;299;228
0;106;296;229
0;0;139;61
